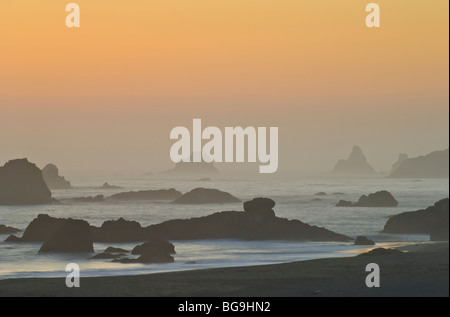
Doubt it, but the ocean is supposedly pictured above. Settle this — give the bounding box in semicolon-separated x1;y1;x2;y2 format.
0;175;448;280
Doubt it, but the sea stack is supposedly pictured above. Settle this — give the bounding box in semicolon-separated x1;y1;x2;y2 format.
42;164;72;189
0;159;53;205
332;146;376;175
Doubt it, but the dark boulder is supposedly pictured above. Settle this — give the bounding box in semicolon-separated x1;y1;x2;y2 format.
314;192;327;196
131;239;175;255
91;217;145;242
20;214;67;242
336;191;398;207
115;240;175;264
383;198;449;241
5;235;22;242
0;159;52;205
335;200;353;207
354;236;375;245
42;164;72;189
243;197;276;219
39;219;94;253
172;188;241;204
110;188;182;201
104;247;129;253
0;224;21;234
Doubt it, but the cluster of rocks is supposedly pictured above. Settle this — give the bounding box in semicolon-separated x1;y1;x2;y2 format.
5;198;353;264
336;190;398;207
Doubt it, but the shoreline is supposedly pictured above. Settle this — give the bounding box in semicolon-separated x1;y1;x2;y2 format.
0;241;447;297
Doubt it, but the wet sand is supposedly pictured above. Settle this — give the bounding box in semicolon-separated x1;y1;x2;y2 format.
0;242;447;297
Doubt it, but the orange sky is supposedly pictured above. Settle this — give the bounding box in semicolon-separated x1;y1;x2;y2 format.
0;0;448;174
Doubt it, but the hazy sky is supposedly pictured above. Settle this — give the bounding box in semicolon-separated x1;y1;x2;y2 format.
0;0;448;176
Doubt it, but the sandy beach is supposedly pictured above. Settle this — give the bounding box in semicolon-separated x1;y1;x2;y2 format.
0;242;447;297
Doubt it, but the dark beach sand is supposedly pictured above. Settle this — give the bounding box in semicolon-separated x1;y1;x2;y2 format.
0;242;448;297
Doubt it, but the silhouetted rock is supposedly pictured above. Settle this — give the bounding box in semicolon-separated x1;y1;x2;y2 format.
310;198;323;202
42;164;72;190
389;149;449;179
0;159;52;205
39;219;94;253
332;146;376;175
73;195;105;203
91;217;145;242
390;154;408;175
335;191;398;207
336;200;353;207
104;247;129;253
131;239;176;255
314;192;327;196
243;197;275;212
110;188;182;201
5;235;21;242
333;192;345;195
144;198;352;242
354;191;398;207
101;182;122;189
383;198;449;241
20;214;67;242
114;240;175;264
173;188;241;204
354;236;375;245
0;224;21;234
358;248;403;257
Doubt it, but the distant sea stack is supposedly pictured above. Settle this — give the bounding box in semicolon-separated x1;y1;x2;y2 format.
388;149;449;179
0;159;53;205
42;164;72;189
163;153;219;177
332;146;376;175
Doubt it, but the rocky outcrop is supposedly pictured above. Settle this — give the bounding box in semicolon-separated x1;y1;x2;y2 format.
91;218;145;242
382;198;449;241
389;149;449;178
390;154;408;175
42;164;72;190
354;236;375;245
116;240;175;264
18;214;67;242
332;146;376;175
101;182;122;189
145;198;352;242
335;191;398;207
39;219;94;253
0;159;53;205
104;247;129;253
0;225;21;234
172;188;241;204
7;198;353;244
335;200;353;207
110;189;182;201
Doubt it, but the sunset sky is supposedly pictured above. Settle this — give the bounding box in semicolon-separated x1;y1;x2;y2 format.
0;0;448;175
